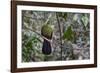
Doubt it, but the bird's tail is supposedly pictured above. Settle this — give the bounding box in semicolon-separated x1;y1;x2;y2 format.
42;39;52;55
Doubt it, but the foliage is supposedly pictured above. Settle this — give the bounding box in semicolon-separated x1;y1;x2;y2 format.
22;10;90;62
57;12;68;20
62;26;74;41
22;32;43;62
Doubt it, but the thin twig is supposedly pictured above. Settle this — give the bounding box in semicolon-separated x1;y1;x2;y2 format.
44;14;52;25
23;13;53;44
24;22;51;43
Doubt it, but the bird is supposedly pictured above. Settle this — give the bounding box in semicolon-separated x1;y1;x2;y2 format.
41;24;54;55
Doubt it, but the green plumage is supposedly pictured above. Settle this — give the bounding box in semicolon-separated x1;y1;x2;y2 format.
41;25;53;39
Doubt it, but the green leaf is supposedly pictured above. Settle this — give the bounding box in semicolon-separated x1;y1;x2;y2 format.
63;13;67;20
81;14;89;27
73;14;78;21
62;26;74;41
24;16;30;24
57;13;67;20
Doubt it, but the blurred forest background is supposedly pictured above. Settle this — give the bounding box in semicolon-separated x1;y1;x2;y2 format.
22;10;90;62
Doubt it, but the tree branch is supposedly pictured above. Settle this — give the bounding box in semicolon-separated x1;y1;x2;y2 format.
44;13;52;25
56;12;63;60
24;22;52;43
